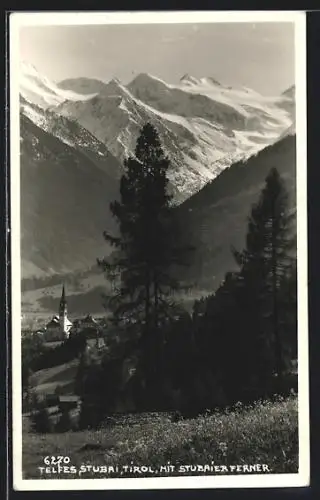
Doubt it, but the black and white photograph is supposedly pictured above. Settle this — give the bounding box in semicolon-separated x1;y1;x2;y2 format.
10;11;309;490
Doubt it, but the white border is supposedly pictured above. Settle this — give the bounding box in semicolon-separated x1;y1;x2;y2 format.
10;10;309;491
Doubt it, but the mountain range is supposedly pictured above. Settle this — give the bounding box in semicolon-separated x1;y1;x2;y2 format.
19;61;296;310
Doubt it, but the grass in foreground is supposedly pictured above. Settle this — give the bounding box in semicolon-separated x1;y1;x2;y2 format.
22;396;298;479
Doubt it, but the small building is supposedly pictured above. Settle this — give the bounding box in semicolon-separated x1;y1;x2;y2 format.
58;395;81;413
44;316;63;342
81;314;98;329
70;313;101;339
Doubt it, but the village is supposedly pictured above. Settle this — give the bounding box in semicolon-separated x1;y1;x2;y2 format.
25;284;105;343
22;284;111;429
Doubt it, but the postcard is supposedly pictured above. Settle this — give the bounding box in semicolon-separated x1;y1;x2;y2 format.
9;10;309;490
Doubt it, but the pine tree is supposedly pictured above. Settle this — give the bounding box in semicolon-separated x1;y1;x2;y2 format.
98;123;193;406
233;167;296;392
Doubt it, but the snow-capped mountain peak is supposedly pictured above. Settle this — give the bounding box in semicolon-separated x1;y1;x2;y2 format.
180;74;201;86
58;77;109;95
128;73;174;94
19;61;295;204
21;61;40;78
180;75;221;87
20;61;98;109
199;76;221;87
282;85;295;99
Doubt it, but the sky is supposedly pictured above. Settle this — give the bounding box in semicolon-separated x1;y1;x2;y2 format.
19;22;295;96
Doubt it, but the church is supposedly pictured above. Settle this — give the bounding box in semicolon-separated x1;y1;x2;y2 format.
44;284;73;342
41;284;102;343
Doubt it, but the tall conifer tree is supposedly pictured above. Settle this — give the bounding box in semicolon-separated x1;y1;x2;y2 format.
99;123;193;403
233;167;296;391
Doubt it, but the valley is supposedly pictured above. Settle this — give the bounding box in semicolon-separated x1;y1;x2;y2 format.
19;61;296;317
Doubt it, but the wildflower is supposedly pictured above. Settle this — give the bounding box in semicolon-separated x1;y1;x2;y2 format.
218;441;228;456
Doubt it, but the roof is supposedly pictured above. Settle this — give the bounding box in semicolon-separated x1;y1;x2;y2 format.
59;395;80;402
46;316;73;329
60;284;66;308
82;314;97;324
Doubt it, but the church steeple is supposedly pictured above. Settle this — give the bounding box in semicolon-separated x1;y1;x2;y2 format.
58;283;72;337
59;283;67;318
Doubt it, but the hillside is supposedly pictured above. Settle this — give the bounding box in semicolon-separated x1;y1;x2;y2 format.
29;359;79;397
23;397;298;478
20;96;121;178
20;113;120;278
175;134;296;290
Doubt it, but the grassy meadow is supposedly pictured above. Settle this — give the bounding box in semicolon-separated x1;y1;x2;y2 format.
22;395;298;479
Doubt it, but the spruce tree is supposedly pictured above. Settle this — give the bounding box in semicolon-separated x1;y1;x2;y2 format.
98;123;193;406
233;167;296;393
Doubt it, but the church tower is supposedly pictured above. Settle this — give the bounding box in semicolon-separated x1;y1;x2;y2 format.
59;284;72;337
